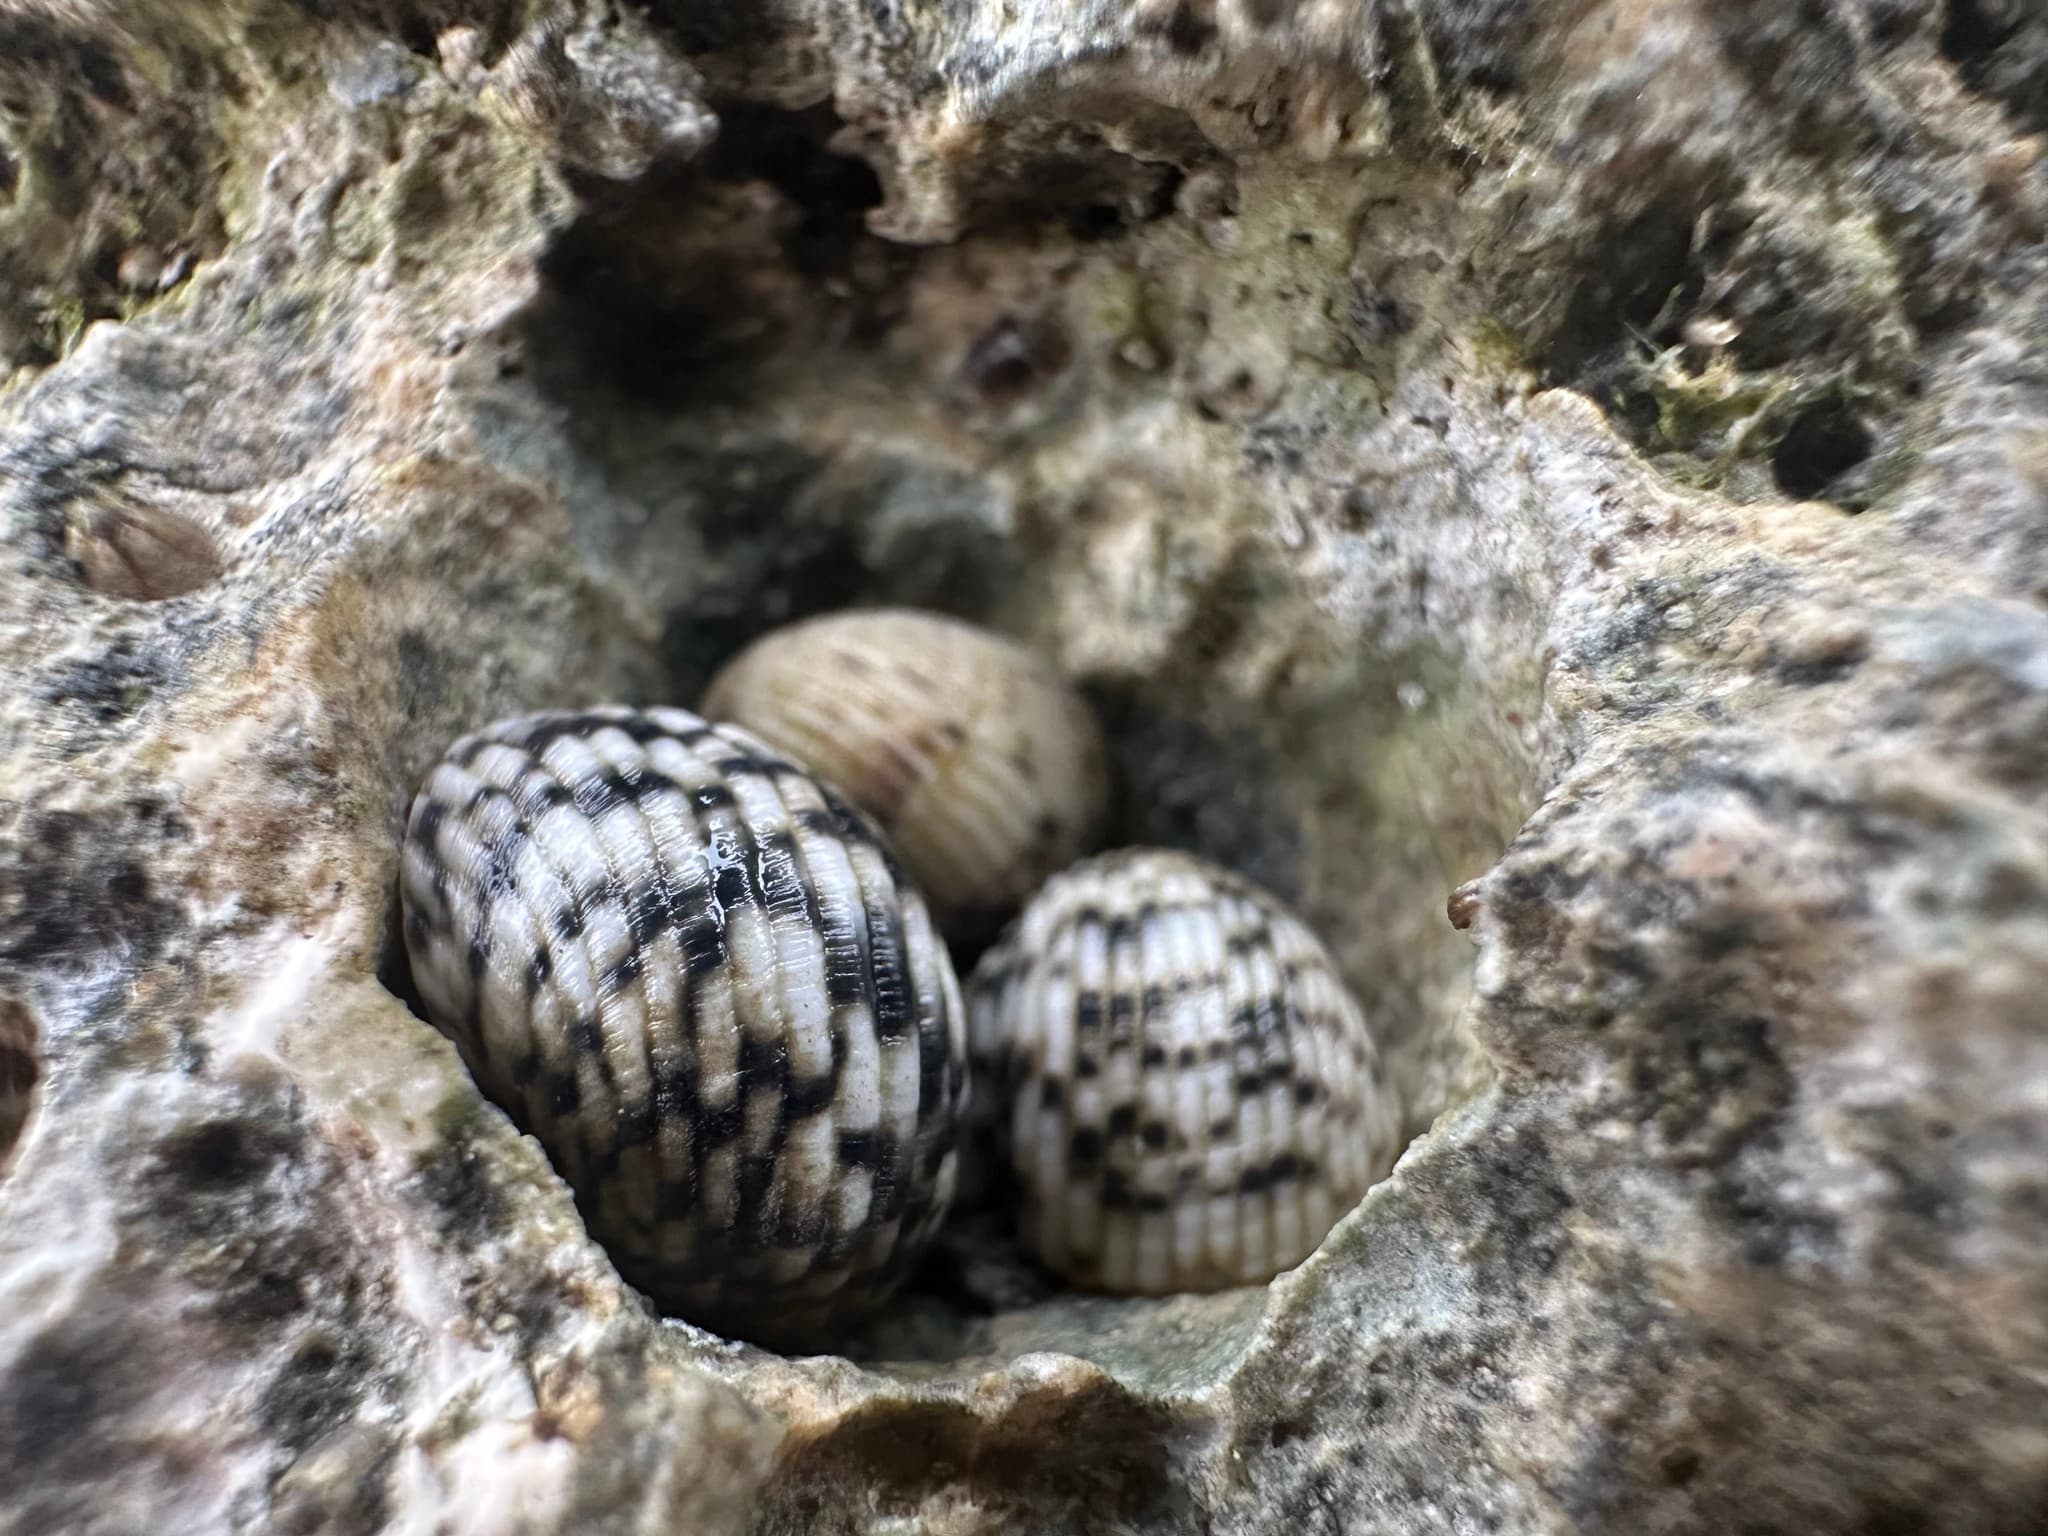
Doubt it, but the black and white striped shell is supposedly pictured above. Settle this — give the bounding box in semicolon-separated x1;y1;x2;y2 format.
702;609;1109;944
398;705;969;1347
966;848;1401;1294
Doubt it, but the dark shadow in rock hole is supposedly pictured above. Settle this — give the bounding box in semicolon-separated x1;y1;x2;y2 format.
0;996;40;1174
647;451;1021;706
528;100;896;412
1538;201;1702;393
1940;0;2016;63
374;877;430;1033
1092;686;1306;909
702;100;887;277
515;98;1018;701
961;142;1185;240
1939;0;2048;132
638;1;783;60
1772;398;1873;506
294;0;523;62
1532;198;1715;454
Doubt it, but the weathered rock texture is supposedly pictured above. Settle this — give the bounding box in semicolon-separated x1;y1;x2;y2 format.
2;2;2045;1533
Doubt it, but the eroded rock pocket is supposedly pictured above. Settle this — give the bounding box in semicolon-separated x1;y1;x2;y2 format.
363;101;1550;1368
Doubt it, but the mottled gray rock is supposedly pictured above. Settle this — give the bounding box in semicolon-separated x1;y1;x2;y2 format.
2;1;2045;1533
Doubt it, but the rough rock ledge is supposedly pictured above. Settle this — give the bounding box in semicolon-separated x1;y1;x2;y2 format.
2;3;2046;1533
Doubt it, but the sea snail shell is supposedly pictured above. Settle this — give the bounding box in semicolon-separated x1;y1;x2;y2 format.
966;848;1402;1294
702;609;1109;944
399;705;969;1347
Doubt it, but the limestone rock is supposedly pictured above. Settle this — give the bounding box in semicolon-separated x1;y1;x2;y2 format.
2;1;2045;1533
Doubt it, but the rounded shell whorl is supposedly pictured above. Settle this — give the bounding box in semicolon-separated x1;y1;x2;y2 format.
702;608;1109;944
399;704;968;1346
967;847;1401;1294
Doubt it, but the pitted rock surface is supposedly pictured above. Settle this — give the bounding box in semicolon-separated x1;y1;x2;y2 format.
2;2;2045;1534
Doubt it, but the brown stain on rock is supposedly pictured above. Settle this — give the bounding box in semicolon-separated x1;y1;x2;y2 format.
70;501;223;601
758;1374;1187;1534
1447;879;1484;930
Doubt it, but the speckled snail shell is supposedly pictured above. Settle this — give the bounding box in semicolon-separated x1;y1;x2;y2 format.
967;848;1401;1294
399;705;969;1347
702;609;1110;944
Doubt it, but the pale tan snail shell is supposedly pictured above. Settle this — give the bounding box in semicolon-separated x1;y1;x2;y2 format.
701;609;1109;944
399;705;968;1347
966;848;1402;1294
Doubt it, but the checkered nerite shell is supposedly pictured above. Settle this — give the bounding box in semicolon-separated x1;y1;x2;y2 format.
967;849;1402;1294
399;706;968;1347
